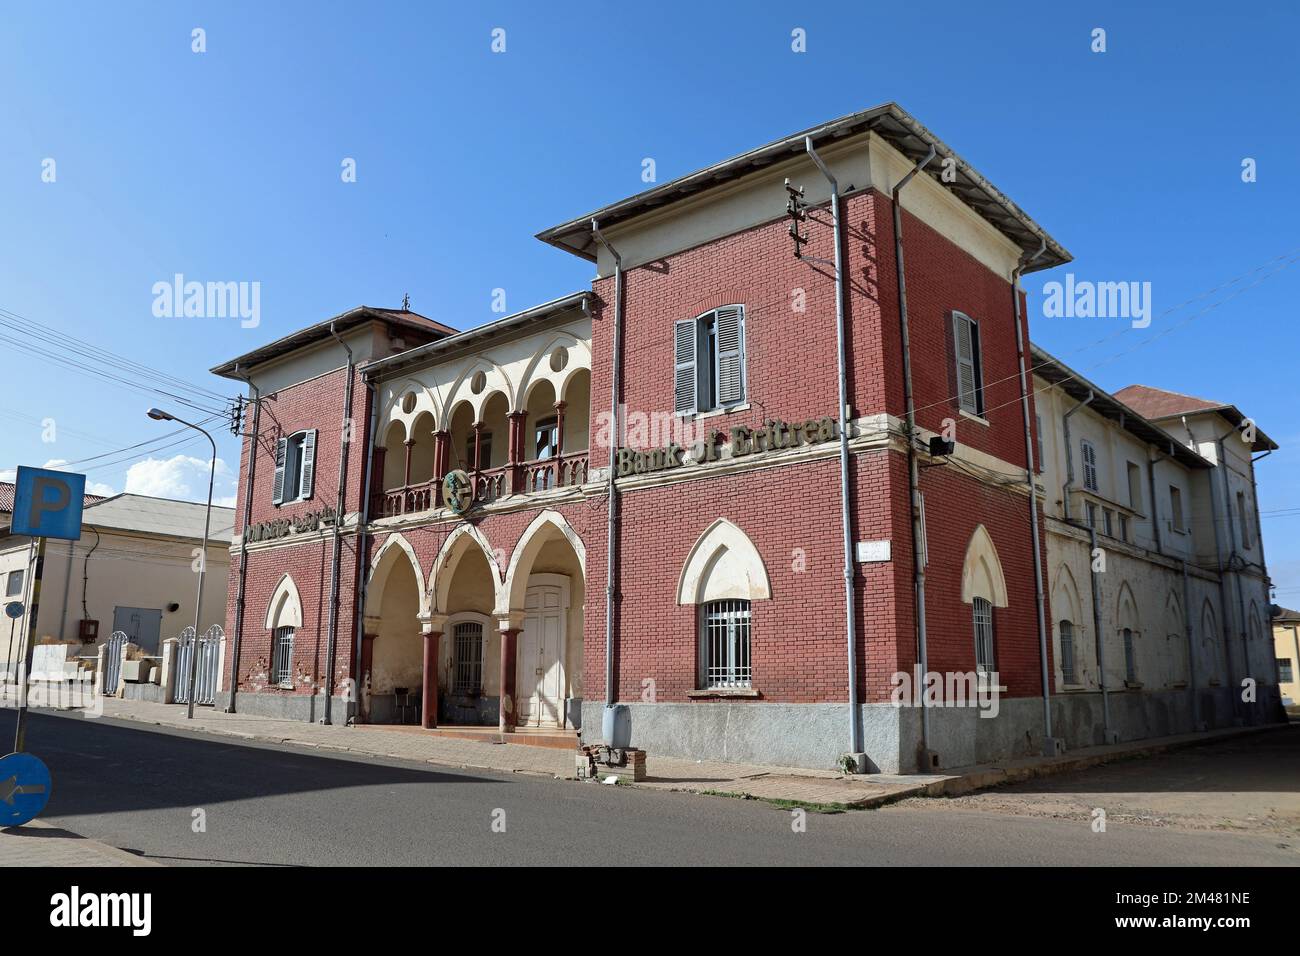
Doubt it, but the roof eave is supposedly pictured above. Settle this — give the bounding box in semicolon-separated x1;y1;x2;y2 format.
536;102;1071;274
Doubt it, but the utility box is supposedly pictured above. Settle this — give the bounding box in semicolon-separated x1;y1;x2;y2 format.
78;619;99;642
122;660;154;684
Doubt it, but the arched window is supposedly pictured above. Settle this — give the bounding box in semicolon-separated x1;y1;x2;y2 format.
973;598;995;674
264;574;302;688
1059;620;1076;684
273;626;295;687
1122;627;1137;683
700;599;751;688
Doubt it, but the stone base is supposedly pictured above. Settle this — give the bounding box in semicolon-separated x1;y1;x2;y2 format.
215;690;355;724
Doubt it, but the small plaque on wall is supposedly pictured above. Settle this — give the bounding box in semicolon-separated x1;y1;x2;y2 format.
855;540;891;563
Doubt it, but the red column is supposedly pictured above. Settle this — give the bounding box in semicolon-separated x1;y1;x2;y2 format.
507;410;527;493
402;439;414;487
472;422;484;472
499;627;519;732
422;629;441;729
432;430;449;505
553;401;566;457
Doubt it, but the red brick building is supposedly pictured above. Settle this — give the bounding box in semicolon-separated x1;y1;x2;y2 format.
211;104;1280;773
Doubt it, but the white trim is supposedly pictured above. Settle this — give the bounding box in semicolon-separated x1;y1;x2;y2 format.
677;518;771;605
264;573;303;630
960;524;1008;607
429;524;505;615
503;510;586;614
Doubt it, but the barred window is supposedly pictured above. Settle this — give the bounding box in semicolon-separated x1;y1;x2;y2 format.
272;626;295;686
700;599;751;688
973;597;995;674
452;621;484;695
1059;620;1077;684
1122;627;1137;682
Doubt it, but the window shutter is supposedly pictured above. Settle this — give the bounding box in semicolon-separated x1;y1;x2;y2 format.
272;437;288;505
714;306;745;406
674;318;697;415
299;430;318;499
953;312;978;415
1082;440;1097;491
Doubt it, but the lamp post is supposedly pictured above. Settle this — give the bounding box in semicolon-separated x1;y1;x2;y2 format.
147;408;216;720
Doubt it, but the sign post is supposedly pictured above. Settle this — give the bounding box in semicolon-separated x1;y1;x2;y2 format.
10;466;86;754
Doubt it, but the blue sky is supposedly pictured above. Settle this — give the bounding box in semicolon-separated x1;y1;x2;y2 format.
1;1;1297;598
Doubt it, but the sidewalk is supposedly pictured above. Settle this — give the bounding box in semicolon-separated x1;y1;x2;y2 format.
0;820;161;866
79;697;1288;811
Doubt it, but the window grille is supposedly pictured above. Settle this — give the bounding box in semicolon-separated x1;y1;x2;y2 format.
1123;627;1137;682
1059;620;1077;684
973;597;995;674
701;599;751;688
452;621;484;694
272;626;295;685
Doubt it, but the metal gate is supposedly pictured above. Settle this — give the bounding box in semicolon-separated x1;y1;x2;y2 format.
175;625;222;706
102;631;129;695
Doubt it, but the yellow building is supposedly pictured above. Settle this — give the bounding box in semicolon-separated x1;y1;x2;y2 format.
1274;607;1300;710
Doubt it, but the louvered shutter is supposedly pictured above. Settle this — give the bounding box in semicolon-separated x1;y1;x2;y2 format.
674;318;697;415
271;437;288;505
1082;440;1097;491
299;430;318;499
953;312;979;415
714;306;745;406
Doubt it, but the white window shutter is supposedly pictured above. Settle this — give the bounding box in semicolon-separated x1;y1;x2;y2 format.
271;437;288;505
714;306;745;406
953;312;978;415
1082;440;1097;491
674;318;697;415
299;430;317;499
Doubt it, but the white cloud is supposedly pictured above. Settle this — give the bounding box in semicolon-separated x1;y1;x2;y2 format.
0;460;116;496
123;455;237;506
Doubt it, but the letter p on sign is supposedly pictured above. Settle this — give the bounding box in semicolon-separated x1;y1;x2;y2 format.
12;466;86;540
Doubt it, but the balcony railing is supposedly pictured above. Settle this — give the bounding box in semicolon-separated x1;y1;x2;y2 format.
370;451;589;519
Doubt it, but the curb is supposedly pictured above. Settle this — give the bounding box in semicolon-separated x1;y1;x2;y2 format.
4;819;163;867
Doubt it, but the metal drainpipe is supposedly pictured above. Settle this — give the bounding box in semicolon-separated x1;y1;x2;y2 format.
353;376;380;719
1088;524;1112;740
1248;449;1271;578
806;137;864;763
1061;391;1094;522
591;219;622;714
1204;447;1237;715
1146;449;1163;555
1182;559;1200;728
1218;437;1252;718
1012;238;1054;753
889;144;935;765
323;323;355;725
227;364;261;714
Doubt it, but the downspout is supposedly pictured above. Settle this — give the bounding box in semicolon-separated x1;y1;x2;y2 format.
1146;449;1163;555
1012;237;1054;753
1205;448;1237;718
323;322;355;725
591;219;623;715
1218;436;1252;719
1088;524;1112;740
226;364;261;714
889;143;935;766
81;528;101;622
1182;559;1200;728
1249;449;1271;577
807;137;864;763
1061;391;1094;522
353;375;381;718
1062;390;1109;740
59;540;73;639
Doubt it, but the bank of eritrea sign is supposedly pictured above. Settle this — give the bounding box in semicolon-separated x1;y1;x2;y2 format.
616;415;839;478
443;469;473;515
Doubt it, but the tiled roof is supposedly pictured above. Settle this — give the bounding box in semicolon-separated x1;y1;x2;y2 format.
1276;606;1300;625
1113;384;1277;452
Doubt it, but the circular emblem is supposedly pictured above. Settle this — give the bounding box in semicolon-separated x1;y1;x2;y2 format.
442;469;473;515
4;602;23;620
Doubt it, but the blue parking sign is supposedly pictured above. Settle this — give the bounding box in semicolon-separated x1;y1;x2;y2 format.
0;752;52;826
12;466;85;540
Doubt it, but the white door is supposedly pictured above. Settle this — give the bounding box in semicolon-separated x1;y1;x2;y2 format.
518;583;565;727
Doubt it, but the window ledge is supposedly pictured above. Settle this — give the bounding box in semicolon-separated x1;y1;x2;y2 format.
1123;680;1143;690
959;409;990;427
1060;682;1088;692
688;688;760;699
687;403;750;422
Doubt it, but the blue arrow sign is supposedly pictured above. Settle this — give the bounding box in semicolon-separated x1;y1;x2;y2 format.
0;752;52;826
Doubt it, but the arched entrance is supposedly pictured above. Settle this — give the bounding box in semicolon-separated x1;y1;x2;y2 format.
363;535;426;724
505;512;585;730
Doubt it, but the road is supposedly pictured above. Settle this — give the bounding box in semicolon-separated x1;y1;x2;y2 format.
2;710;1296;866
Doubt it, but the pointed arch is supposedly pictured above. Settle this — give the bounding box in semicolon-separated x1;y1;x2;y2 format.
1115;581;1141;632
429;523;505;615
505;510;587;612
676;518;771;606
442;355;515;421
381;378;443;431
368;532;428;617
264;573;303;630
960;524;1008;607
1050;562;1082;626
517;332;593;411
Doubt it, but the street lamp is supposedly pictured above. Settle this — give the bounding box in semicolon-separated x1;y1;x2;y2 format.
146;408;215;720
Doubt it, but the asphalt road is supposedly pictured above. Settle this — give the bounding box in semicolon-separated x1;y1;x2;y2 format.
4;710;1297;866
